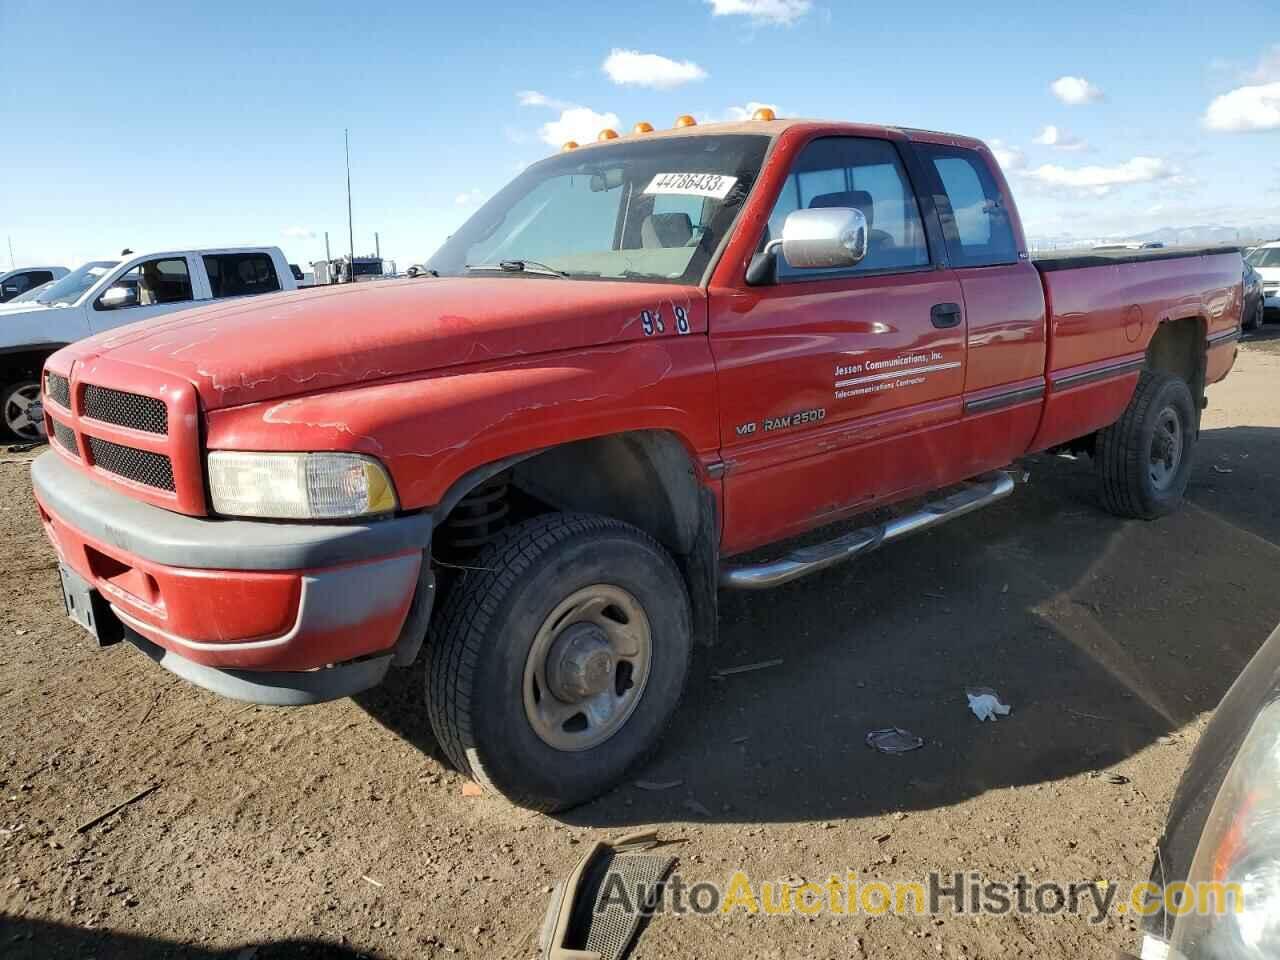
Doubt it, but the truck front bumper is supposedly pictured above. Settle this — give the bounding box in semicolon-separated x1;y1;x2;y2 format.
31;452;435;705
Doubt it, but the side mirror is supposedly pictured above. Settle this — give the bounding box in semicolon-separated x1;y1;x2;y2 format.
98;284;138;310
746;206;869;285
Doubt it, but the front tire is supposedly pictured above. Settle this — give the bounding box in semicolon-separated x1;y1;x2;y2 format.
1;380;44;442
1245;300;1264;332
425;513;692;811
1095;370;1197;519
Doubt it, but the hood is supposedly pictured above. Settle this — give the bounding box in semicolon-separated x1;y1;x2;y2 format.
0;299;53;316
1255;266;1280;282
65;276;703;410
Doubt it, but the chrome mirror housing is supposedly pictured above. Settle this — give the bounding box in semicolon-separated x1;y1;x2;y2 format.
779;207;869;269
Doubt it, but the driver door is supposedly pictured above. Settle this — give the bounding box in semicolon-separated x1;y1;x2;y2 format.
710;135;968;555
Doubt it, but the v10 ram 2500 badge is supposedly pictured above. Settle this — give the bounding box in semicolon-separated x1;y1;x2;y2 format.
32;115;1242;811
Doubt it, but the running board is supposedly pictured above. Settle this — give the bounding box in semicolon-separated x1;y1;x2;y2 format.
719;471;1017;591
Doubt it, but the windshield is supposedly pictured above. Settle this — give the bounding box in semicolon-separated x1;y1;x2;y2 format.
9;282;53;303
37;260;120;305
426;134;771;284
1245;247;1280;269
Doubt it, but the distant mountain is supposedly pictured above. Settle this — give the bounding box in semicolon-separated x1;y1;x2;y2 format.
1028;224;1280;251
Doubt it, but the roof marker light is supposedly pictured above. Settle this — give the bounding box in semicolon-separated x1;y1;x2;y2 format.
561;141;579;151
632;121;654;134
752;107;777;121
674;114;697;128
598;128;619;141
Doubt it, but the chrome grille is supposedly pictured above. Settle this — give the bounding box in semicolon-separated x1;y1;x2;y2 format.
44;372;70;409
82;385;168;435
87;437;175;491
51;420;78;457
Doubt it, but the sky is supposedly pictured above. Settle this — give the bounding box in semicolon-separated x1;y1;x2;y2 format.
2;0;1279;270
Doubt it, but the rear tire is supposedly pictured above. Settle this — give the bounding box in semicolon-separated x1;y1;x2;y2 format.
1245;300;1264;332
1095;370;1197;519
425;512;692;811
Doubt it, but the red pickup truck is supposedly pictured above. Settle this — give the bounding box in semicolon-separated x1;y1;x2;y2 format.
33;116;1242;811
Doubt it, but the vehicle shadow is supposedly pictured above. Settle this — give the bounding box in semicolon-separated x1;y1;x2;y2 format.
355;425;1280;828
0;914;387;960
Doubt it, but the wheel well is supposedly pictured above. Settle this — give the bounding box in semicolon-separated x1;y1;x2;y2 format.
436;431;720;645
0;348;57;386
1145;316;1206;407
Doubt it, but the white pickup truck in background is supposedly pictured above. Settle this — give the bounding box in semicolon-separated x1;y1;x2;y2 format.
0;266;69;303
0;247;295;440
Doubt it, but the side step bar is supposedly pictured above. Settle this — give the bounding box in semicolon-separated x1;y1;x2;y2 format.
719;470;1016;591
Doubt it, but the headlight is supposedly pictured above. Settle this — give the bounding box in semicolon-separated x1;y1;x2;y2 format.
1166;699;1280;959
207;451;397;520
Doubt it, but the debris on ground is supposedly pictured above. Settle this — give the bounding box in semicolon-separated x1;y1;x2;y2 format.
1099;772;1130;785
683;797;713;818
75;782;162;834
865;727;925;754
966;687;1012;722
714;658;783;678
461;782;484;797
1211;465;1233;474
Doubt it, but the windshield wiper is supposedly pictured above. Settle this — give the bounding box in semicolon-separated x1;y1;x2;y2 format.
464;259;571;278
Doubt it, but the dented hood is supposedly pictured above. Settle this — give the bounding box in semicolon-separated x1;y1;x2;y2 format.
67;276;703;410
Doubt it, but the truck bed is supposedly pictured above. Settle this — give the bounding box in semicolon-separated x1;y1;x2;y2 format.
1032;244;1242;272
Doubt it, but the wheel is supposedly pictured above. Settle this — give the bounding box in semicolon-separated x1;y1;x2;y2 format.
1095;370;1197;519
1245;300;1264;332
425;512;692;811
1;380;44;442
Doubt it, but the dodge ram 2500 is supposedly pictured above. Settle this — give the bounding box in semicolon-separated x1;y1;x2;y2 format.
31;116;1242;810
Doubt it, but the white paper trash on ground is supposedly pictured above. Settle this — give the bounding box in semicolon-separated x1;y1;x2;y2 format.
966;687;1012;722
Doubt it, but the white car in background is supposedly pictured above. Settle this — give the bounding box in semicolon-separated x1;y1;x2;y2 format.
0;247;296;440
0;266;68;303
1246;242;1280;315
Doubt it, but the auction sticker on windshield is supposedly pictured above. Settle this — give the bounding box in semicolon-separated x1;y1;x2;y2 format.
644;173;738;200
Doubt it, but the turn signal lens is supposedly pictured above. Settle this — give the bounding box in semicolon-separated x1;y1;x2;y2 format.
674;114;697;128
752;107;777;121
561;141;579;151
632;121;654;134
598;128;619;141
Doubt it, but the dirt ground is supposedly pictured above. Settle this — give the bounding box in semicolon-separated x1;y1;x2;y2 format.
4;333;1280;960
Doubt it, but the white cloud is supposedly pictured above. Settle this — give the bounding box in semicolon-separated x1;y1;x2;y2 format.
539;106;622;147
516;91;621;147
987;139;1024;171
454;189;485;207
516;90;570;110
1023;156;1175;195
282;226;317;240
1050;76;1104;106
719;101;783;122
1203;81;1280;133
1031;125;1088;150
705;0;811;25
603;49;707;89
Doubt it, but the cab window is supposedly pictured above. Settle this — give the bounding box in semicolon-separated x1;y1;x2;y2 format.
765;137;931;279
916;144;1019;267
96;258;193;310
204;253;281;298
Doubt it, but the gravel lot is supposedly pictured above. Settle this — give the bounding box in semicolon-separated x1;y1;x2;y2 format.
3;333;1279;959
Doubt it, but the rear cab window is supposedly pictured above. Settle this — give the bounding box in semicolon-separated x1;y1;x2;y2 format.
914;144;1019;267
204;252;281;298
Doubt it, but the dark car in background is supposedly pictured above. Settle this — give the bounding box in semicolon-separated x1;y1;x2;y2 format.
1243;261;1265;332
1138;622;1280;959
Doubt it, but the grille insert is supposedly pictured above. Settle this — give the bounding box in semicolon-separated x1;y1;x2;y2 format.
51;420;78;457
87;437;175;491
44;372;71;409
82;385;168;435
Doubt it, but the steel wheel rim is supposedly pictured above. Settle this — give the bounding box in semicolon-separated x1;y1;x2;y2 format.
523;584;652;752
4;383;43;440
1149;405;1183;491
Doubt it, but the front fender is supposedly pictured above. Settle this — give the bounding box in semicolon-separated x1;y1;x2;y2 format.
204;340;721;510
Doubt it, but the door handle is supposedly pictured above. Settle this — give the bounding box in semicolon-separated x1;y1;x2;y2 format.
931;302;962;329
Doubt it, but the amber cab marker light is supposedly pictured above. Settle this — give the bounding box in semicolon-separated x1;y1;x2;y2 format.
561;140;579;151
633;121;654;134
598;128;619;141
752;107;777;121
674;114;697;128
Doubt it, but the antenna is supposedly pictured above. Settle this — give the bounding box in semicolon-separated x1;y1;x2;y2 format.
324;231;332;284
345;128;355;283
6;236;13;270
